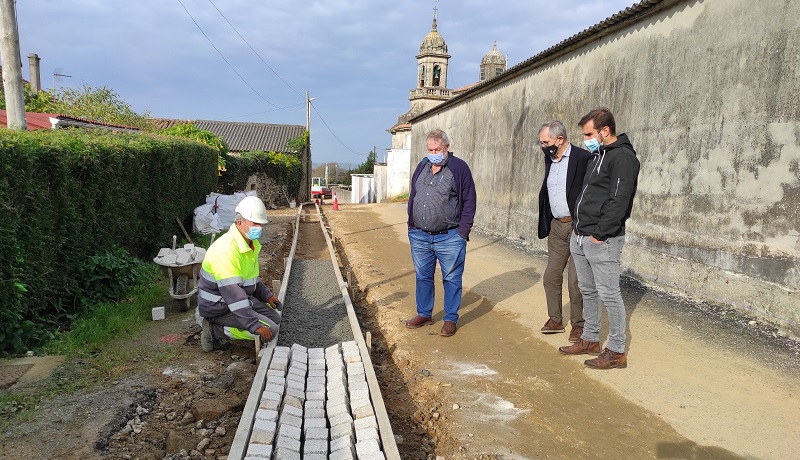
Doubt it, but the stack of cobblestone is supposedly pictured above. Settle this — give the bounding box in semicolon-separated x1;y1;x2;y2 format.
244;341;385;459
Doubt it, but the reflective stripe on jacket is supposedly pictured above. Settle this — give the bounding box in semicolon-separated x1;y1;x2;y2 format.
197;223;273;333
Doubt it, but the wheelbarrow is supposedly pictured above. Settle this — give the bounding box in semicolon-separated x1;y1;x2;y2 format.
153;235;213;311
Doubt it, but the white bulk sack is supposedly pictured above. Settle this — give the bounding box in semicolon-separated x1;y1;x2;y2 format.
200;191;257;232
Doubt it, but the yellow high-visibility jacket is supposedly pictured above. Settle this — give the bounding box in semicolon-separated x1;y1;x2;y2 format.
197;224;274;333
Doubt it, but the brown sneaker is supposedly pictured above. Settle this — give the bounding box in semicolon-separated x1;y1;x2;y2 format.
540;319;565;334
568;325;584;343
440;321;457;337
585;348;627;369
558;338;601;355
404;315;433;328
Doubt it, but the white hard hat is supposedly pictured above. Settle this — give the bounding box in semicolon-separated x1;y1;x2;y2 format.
235;196;269;224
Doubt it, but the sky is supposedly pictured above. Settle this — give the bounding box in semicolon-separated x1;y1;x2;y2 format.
12;0;637;167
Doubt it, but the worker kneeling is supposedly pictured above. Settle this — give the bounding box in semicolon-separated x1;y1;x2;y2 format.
198;196;282;352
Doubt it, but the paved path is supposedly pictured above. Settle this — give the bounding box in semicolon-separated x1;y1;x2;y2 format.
327;202;800;460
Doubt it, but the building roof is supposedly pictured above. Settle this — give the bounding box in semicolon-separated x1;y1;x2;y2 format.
0;110;141;131
151;118;306;153
193;120;305;153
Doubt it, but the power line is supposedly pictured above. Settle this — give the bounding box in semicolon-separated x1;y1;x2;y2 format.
310;101;364;157
206;0;304;100
175;0;282;109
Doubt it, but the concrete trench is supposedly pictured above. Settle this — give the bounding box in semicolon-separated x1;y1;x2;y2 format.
228;204;400;460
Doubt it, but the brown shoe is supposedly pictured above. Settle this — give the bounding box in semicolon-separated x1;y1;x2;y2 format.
585;348;627;369
404;315;433;328
568;325;584;343
558;338;601;355
540;319;565;334
440;321;457;337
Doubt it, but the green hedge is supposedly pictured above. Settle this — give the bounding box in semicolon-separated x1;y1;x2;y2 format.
0;128;218;353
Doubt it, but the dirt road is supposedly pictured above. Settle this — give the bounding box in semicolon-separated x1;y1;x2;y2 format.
326;202;800;460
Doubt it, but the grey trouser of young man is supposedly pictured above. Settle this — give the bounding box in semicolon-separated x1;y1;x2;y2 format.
570;233;627;353
543;219;583;326
208;298;281;342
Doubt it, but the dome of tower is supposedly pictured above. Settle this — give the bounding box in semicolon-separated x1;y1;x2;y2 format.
419;18;448;54
481;41;506;66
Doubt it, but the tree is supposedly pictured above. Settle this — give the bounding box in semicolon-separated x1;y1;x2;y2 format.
50;84;152;129
158;123;229;173
0;83;56;112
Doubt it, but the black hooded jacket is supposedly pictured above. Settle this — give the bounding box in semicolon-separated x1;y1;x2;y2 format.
574;133;640;241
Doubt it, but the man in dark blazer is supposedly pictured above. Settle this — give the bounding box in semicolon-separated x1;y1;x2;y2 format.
537;120;592;342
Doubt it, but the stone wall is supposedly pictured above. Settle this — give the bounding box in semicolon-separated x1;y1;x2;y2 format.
410;0;800;334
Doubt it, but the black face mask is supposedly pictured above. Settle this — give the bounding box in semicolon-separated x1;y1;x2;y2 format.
541;144;558;159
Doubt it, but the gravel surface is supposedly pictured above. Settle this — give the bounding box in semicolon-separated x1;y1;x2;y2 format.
277;259;354;348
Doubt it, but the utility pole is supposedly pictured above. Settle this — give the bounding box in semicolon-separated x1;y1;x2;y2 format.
301;91;315;202
0;0;27;130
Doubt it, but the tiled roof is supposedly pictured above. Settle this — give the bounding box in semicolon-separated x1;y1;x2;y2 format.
194;120;305;153
0;110;56;130
0;110;141;131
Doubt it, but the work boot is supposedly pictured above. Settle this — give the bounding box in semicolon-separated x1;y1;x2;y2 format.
404;315;433;328
558;338;600;355
440;321;457;337
200;318;214;352
585;348;627;369
540;319;565;334
569;325;584;343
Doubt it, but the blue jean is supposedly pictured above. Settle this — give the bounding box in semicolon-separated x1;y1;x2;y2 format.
408;228;467;323
570;233;627;353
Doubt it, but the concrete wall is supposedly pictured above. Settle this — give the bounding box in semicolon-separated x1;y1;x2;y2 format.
386;147;411;197
410;0;800;335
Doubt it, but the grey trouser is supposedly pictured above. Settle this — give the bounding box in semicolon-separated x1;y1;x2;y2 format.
208;298;281;342
570;233;627;353
542;219;583;326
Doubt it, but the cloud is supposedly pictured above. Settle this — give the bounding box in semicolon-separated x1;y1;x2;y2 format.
12;0;637;163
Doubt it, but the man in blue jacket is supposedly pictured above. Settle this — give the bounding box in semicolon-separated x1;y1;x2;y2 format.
537;120;592;342
404;128;477;337
559;108;639;369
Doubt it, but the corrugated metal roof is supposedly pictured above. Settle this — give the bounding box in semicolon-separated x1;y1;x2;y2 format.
194;120;305;153
411;0;672;122
150;118;305;153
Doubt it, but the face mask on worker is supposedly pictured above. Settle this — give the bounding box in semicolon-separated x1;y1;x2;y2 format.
245;224;262;240
428;152;446;165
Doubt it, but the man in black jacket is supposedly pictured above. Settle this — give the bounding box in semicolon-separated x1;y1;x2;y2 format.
559;108;640;370
537;120;591;342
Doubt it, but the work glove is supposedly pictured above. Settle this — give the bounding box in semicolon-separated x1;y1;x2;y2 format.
255;325;272;342
267;295;282;310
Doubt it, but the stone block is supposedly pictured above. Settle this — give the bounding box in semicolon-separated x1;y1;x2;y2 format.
274;435;301;453
303;438;329;455
281;404;303;418
351;400;375;419
258;398;279;411
305;408;325;419
303;426;329;441
304;399;324;410
355;438;382;458
356;426;380;443
271;447;301;460
250;419;276;445
245;442;272;458
307;368;326;379
329;412;353;428
303;417;326;429
354;415;377;431
329;421;354;440
277;421;302;441
255;409;278;423
290;343;308;354
285;388;306;402
151;307;165;321
329;447;355;460
282;394;303;411
330;432;356;452
279;412;302;429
